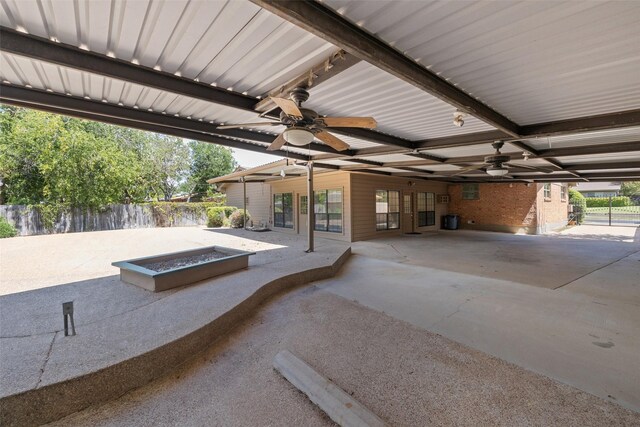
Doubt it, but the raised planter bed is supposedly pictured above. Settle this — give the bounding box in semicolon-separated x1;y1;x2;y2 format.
112;245;254;292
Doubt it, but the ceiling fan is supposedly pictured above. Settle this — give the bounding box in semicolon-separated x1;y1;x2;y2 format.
218;87;376;152
452;141;555;177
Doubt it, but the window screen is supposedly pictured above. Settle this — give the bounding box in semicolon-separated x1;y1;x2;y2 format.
462;184;479;200
314;189;342;233
376;190;400;230
273;193;293;228
417;192;436;226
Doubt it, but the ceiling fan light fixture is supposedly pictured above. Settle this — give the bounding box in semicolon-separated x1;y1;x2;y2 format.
283;127;314;146
486;165;509;176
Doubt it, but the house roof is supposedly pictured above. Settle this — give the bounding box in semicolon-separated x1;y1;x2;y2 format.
1;0;639;183
207;159;335;185
574;182;622;192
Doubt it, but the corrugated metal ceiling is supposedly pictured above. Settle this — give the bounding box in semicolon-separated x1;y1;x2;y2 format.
0;0;337;97
421;143;520;158
523;126;640;150
0;0;639;181
0;50;386;152
0;50;262;122
306;61;496;140
556;151;640;165
322;0;640;124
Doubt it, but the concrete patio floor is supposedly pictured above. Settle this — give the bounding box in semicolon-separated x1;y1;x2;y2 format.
0;226;327;296
1;225;638;424
319;225;640;412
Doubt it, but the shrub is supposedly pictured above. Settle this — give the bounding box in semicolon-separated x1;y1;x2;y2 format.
206;210;224;227
206;206;237;227
229;209;250;228
585;196;632;208
569;188;587;224
0;217;18;238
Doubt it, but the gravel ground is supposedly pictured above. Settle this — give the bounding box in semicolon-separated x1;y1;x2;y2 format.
51;286;639;427
141;251;228;272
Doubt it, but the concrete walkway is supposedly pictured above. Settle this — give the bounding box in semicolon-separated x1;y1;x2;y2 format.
0;228;350;426
318;226;640;412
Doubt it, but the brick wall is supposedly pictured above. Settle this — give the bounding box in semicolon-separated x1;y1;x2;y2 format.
448;183;538;233
537;183;569;233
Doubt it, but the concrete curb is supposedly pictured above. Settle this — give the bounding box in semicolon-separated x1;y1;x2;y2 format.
0;248;351;426
274;350;389;427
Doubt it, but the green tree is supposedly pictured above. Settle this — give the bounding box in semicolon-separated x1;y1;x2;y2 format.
0;106;47;204
141;135;190;201
620;181;640;199
0;106;225;205
184;141;236;201
0;109;140;207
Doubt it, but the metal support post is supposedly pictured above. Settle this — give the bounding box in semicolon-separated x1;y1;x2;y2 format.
306;161;314;253
242;177;247;229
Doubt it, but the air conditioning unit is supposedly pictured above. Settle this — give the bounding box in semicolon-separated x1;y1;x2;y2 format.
437;194;450;204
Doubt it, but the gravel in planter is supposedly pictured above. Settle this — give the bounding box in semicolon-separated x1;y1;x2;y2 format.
141;251;228;272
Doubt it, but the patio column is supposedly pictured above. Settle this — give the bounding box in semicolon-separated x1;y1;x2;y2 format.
242;177;247;229
306;161;314;253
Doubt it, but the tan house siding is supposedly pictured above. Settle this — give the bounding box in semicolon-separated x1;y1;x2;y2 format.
448;183;538;234
537;183;569;233
350;173;449;242
269;171;352;242
222;182;271;227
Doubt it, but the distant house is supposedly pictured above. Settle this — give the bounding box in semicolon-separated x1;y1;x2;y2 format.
574;182;621;198
210;161;570;241
215;167;272;228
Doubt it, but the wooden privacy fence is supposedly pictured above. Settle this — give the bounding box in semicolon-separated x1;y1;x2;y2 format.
0;203;212;236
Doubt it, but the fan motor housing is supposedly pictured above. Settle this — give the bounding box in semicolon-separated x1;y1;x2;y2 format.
484;154;511;164
280;108;318;126
289;87;310;105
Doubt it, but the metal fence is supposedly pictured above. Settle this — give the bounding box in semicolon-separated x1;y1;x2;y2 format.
581;198;640;226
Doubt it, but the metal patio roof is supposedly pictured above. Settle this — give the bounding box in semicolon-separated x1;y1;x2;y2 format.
207;158;336;184
1;0;639;183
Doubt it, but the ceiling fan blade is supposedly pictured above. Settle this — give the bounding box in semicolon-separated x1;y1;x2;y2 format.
315;131;350;151
271;97;303;119
320;117;377;128
266;133;287;151
217;122;281;129
505;163;555;173
450;164;487;176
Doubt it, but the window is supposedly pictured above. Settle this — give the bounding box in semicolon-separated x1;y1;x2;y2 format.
300;195;308;215
403;194;411;214
314;189;342;233
376;190;400;230
273;193;293;228
417;192;436;227
462;184;479;200
544;183;551;200
560;185;567;201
